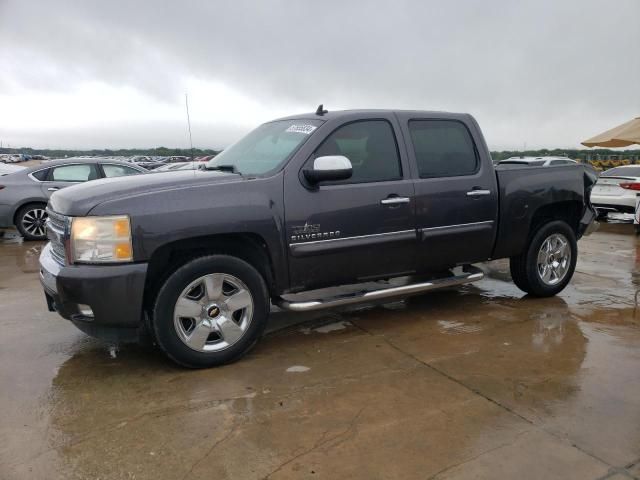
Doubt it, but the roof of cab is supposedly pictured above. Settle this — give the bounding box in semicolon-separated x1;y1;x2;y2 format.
273;109;472;122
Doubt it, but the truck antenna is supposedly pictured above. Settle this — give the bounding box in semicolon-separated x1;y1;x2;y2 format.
315;104;328;116
185;93;195;162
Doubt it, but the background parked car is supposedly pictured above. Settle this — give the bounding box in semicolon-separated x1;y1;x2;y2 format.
0;158;147;240
590;165;640;217
154;161;201;172
164;156;191;163
0;164;27;176
194;155;216;162
126;156;165;170
497;156;578;167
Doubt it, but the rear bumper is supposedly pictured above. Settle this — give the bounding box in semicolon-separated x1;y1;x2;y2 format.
39;243;148;341
578;204;598;237
590;194;636;210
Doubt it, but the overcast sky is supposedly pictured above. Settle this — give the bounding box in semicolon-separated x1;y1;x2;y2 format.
0;0;638;150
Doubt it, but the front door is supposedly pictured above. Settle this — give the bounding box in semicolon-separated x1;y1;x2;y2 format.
398;116;498;271
285;116;416;291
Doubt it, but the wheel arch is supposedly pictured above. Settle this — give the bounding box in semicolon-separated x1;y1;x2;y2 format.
492;199;584;259
529;200;583;238
143;233;277;312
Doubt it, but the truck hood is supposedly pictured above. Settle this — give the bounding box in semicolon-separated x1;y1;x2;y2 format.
49;169;241;216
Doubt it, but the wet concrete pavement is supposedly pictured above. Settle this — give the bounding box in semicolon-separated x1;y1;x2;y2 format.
1;225;640;479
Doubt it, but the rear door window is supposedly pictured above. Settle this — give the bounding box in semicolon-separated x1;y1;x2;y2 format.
408;120;478;178
102;164;143;177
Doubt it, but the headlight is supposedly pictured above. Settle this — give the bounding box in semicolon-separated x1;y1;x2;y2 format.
70;215;133;263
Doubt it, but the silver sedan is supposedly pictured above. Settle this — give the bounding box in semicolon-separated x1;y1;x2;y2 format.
0;158;146;240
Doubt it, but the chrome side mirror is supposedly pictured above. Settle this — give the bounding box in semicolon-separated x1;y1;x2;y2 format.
303;155;352;184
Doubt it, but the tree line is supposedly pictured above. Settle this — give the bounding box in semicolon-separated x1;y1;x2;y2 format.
1;146;639;161
0;146;220;158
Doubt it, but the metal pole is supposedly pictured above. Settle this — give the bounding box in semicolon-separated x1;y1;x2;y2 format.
185;93;194;162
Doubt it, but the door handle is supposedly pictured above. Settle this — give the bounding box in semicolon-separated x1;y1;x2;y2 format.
47;187;60;192
381;196;410;205
466;189;491;197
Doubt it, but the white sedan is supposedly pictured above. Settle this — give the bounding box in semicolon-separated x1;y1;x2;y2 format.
497;156;578;167
590;165;640;216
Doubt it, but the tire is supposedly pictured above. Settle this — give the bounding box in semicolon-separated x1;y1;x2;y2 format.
15;203;48;241
152;255;269;368
509;220;577;297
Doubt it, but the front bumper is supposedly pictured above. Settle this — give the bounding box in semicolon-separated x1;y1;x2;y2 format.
39;242;148;341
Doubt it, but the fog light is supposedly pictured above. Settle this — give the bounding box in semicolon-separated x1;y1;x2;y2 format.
78;304;94;317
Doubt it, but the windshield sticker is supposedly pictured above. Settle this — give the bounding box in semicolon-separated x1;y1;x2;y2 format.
286;124;317;135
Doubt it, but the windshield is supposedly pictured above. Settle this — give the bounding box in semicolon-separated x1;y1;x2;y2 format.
206;119;323;175
601;166;640;177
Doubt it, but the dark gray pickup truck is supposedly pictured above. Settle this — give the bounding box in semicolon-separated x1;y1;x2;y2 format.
39;109;598;367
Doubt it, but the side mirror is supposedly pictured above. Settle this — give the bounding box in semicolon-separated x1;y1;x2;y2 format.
303;155;352;184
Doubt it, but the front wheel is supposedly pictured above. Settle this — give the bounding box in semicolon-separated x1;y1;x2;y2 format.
509;220;577;297
15;203;48;240
152;255;269;368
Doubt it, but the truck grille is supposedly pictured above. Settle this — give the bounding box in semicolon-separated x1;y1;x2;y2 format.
46;209;69;265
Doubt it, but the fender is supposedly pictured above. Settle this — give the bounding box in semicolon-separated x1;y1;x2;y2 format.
88;174;290;292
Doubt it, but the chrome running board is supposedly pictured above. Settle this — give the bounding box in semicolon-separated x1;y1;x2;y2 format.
274;265;484;312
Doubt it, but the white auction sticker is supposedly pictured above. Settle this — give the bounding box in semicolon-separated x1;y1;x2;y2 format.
286;124;317;135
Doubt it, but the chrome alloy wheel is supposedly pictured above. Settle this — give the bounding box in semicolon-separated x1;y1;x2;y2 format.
21;208;48;238
173;273;254;352
537;233;571;286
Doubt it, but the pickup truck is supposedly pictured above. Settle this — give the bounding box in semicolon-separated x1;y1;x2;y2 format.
39;108;598;368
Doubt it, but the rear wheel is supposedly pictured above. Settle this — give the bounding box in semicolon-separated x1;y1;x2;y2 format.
15;203;48;240
510;220;577;297
152;255;269;368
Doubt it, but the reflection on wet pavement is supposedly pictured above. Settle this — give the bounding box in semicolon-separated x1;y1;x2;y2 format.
1;225;640;479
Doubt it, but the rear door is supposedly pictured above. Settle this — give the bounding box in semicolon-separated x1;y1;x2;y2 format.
40;163;100;198
284;114;417;291
398;114;498;271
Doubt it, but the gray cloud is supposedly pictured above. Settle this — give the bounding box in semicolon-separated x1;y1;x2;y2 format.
1;0;639;149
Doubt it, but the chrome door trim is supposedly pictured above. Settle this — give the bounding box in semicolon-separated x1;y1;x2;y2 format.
290;229;415;247
420;220;494;232
419;220;495;241
289;229;416;257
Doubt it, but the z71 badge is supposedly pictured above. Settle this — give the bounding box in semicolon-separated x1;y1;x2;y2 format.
290;223;341;242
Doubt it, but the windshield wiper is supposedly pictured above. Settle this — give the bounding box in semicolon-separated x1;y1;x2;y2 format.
204;164;241;174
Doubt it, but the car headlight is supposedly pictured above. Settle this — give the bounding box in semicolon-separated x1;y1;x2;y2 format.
70;215;133;263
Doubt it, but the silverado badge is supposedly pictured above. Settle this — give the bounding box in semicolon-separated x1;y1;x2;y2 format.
290;222;341;242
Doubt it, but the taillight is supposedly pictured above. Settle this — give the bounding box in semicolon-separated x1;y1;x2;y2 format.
619;182;640;191
0;185;4;190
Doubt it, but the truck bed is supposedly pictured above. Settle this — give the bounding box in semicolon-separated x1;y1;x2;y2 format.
492;164;597;259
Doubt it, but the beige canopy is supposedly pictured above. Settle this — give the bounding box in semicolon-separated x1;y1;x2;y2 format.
582;117;640;147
